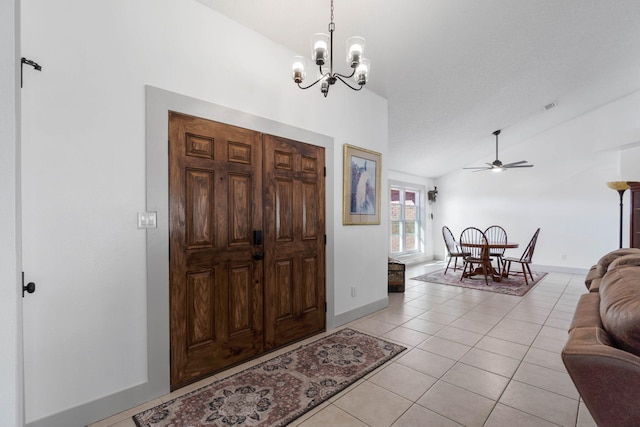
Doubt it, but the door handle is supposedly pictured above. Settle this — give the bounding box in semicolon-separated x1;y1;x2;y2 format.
253;230;263;246
253;253;264;261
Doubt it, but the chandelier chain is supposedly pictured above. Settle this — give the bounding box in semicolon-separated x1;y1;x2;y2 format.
331;0;334;24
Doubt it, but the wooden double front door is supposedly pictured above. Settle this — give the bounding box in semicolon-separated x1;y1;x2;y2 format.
168;112;326;389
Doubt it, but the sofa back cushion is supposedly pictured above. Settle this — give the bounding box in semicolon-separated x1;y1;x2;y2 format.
600;266;640;357
596;248;640;276
608;254;640;271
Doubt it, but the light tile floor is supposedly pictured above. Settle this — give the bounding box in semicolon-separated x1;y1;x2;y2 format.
90;262;597;427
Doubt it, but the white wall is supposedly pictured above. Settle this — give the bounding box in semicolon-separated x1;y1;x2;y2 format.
434;90;640;269
622;145;640;181
0;1;23;426
20;0;388;424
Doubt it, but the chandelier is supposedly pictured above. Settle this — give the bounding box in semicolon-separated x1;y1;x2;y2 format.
291;0;370;97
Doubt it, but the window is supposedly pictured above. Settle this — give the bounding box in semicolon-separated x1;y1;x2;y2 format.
390;186;422;255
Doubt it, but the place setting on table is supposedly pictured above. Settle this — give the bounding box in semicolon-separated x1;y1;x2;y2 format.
412;226;543;297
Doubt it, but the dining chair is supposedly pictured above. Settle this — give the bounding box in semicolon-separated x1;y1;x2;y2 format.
503;228;541;286
442;226;470;275
485;225;507;275
459;227;492;285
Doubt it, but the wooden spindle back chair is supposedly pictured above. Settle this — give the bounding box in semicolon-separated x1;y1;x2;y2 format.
503;228;541;286
442;226;469;275
459;227;492;285
485;225;507;275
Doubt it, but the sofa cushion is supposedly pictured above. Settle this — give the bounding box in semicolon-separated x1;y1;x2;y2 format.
596;248;640;276
599;266;640;357
608;254;640;271
585;265;600;288
588;277;602;293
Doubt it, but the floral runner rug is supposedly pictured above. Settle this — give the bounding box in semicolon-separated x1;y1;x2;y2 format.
411;269;547;296
133;328;406;427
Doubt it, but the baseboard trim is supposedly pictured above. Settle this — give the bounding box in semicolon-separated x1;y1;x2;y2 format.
26;381;157;427
532;264;589;275
334;297;389;327
394;254;433;266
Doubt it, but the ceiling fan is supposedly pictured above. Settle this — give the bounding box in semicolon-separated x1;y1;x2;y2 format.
463;130;534;172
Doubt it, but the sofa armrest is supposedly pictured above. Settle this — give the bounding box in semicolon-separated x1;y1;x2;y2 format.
562;327;640;427
584;265;600;289
569;293;602;332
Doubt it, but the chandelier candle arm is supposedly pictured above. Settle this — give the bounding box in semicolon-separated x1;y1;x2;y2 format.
334;74;364;91
291;0;370;97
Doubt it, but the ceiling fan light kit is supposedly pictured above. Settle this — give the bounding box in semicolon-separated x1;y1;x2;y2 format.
464;130;534;172
291;0;370;97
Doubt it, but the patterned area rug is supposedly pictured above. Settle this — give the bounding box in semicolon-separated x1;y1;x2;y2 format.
411;269;547;296
132;328;406;427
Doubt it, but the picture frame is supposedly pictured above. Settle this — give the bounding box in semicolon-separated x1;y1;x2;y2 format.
343;144;381;225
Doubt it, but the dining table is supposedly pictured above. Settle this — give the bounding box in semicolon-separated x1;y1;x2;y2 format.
458;241;519;282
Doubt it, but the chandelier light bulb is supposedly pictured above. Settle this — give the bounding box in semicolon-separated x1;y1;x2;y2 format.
311;33;329;65
292;56;307;83
346;36;365;67
354;59;370;85
321;78;330;95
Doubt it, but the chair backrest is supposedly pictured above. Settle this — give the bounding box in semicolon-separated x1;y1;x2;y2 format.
442;226;458;255
520;228;541;263
459;227;489;259
485;225;507;255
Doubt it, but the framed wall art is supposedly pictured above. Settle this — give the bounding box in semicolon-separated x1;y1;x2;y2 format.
343;144;381;225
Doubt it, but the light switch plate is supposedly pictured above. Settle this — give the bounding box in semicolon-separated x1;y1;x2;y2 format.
138;212;157;229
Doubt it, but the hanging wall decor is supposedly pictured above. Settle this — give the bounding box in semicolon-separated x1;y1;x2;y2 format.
343;144;381;225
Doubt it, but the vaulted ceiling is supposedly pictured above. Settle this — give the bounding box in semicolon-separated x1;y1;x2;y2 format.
196;0;640;178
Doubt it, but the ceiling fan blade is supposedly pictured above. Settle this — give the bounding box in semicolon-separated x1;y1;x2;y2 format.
501;160;528;167
504;164;534;168
462;167;490;170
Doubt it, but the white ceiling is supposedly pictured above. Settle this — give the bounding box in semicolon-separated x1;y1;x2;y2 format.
196;0;640;178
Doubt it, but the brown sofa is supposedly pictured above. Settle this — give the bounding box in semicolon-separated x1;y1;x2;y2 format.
562;248;640;427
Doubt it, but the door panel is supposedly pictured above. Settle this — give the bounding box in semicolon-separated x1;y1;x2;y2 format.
169;113;325;388
169;112;263;389
186;270;214;348
185;169;214;248
275;178;294;240
264;134;326;349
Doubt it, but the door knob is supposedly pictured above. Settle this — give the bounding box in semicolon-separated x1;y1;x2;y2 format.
24;282;36;295
22;272;36;297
